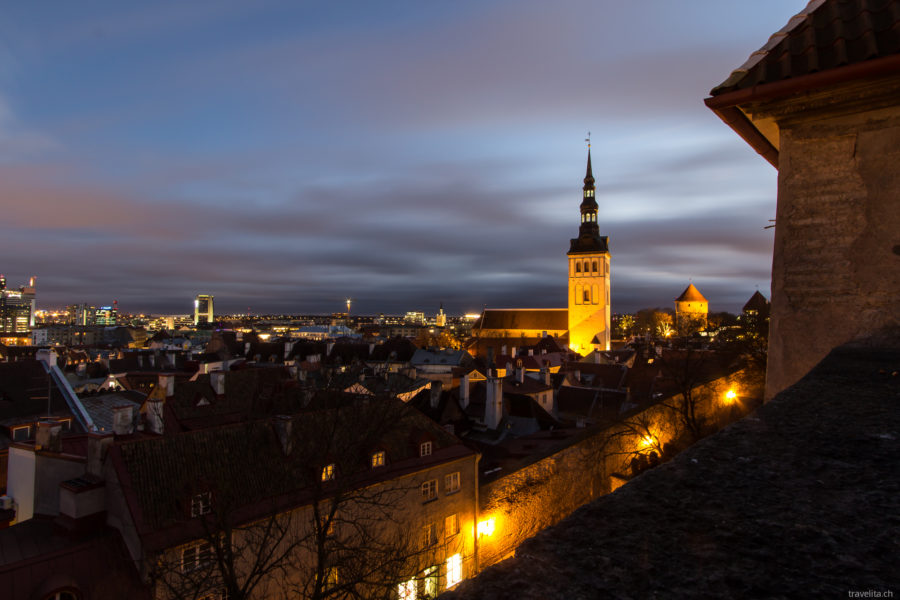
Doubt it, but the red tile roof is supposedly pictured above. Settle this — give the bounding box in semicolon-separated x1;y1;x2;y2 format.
711;0;900;95
675;284;707;303
474;309;568;332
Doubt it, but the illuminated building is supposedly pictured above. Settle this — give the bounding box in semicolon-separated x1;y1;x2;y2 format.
566;149;611;353
674;283;708;335
0;275;36;335
194;294;214;325
471;149;612;356
436;303;447;328
95;302;118;326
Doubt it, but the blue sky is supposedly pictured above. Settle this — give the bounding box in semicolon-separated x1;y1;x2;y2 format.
0;1;803;315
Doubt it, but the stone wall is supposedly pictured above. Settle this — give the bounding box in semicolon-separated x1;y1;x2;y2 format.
767;97;900;398
474;369;758;569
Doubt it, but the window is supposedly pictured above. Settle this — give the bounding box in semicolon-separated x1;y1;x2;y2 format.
191;491;212;517
325;567;339;591
444;472;460;494
421;479;437;501
371;450;385;468
421;522;437;547
398;578;417;600
575;262;581;273
12;425;30;442
423;566;438;598
592;260;598;274
322;463;335;481
583;289;590;303
445;513;459;538
419;441;432;457
446;553;462;588
181;541;212;573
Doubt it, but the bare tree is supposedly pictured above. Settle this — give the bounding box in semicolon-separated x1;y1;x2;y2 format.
143;395;436;600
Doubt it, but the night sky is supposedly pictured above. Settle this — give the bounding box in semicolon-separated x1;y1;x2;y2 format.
0;1;802;316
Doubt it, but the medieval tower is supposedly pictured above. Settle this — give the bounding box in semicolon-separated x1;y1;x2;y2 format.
567;150;611;354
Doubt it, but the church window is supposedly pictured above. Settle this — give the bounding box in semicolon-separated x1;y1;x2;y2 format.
583;289;590;303
575;262;581;274
592;260;598;274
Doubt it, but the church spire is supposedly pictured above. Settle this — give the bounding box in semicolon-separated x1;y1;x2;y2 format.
584;149;594;189
569;147;608;254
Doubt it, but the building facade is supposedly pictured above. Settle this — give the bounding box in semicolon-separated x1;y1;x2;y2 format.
194;294;214;325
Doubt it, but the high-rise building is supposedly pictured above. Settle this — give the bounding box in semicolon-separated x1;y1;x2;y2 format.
95;303;118;326
194;294;214;325
0;275;36;334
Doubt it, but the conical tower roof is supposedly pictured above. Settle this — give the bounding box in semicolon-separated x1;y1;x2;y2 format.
742;290;769;313
676;283;707;303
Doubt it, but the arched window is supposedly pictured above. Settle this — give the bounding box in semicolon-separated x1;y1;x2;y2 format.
592;260;598;274
575;262;581;274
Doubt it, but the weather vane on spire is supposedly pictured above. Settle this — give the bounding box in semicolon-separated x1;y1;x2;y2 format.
585;131;591;149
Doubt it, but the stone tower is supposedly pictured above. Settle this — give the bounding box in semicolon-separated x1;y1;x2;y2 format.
567;150;611;354
674;283;708;335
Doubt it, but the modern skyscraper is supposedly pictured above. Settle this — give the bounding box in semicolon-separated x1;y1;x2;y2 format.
0;275;36;334
194;294;214;325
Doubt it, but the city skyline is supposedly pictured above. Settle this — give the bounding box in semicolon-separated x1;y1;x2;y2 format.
0;1;802;315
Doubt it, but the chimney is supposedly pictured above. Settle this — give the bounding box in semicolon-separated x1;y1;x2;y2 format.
485;375;503;430
145;398;165;435
515;359;525;384
430;380;442;409
501;344;507;356
112;405;134;436
594;350;602;364
284;341;294;360
511;346;517;358
35;420;62;452
158;373;175;398
211;371;226;396
272;415;293;455
87;432;114;476
528;349;534;356
459;373;470;409
574;369;581;384
326;342;335;356
368;342;375;355
541;365;550;386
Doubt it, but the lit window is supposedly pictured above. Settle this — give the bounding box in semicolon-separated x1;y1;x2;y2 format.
445;513;459;537
371;451;385;468
181;541;212;573
191;492;212;517
423;566;438;598
419;441;432;457
421;522;437;547
446;553;462;588
398;578;417;600
322;463;335;481
421;479;437;501
444;472;460;494
325;567;338;591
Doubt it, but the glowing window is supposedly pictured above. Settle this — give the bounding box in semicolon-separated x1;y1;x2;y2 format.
423;566;438;597
444;472;460;494
419;441;432;457
371;451;385;468
322;463;335;481
421;479;437;501
191;491;211;517
445;513;459;537
446;553;462;588
325;567;338;591
398;578;417;600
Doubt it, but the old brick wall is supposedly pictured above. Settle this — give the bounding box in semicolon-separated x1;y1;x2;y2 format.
768;105;900;398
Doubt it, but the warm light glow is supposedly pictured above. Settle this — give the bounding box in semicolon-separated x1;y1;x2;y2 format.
641;435;655;448
446;553;462;588
477;517;495;537
724;389;737;403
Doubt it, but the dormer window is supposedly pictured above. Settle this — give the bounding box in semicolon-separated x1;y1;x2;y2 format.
420;441;432;457
322;463;336;481
371;451;385;468
191;491;211;517
12;425;31;442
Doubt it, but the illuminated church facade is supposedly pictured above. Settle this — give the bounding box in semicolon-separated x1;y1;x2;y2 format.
471;151;611;356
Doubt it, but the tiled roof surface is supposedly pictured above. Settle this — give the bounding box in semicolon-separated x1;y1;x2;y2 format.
675;283;708;303
474;309;568;332
711;0;900;95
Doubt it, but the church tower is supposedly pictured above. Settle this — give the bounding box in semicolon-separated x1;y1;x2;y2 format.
567;149;611;354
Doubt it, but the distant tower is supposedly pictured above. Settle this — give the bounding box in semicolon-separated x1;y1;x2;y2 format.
567;148;611;354
436;303;447;328
675;283;708;335
194;294;214;325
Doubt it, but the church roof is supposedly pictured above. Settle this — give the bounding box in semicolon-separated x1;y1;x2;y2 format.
474;309;568;332
710;0;900;96
568;234;609;255
675;283;707;303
